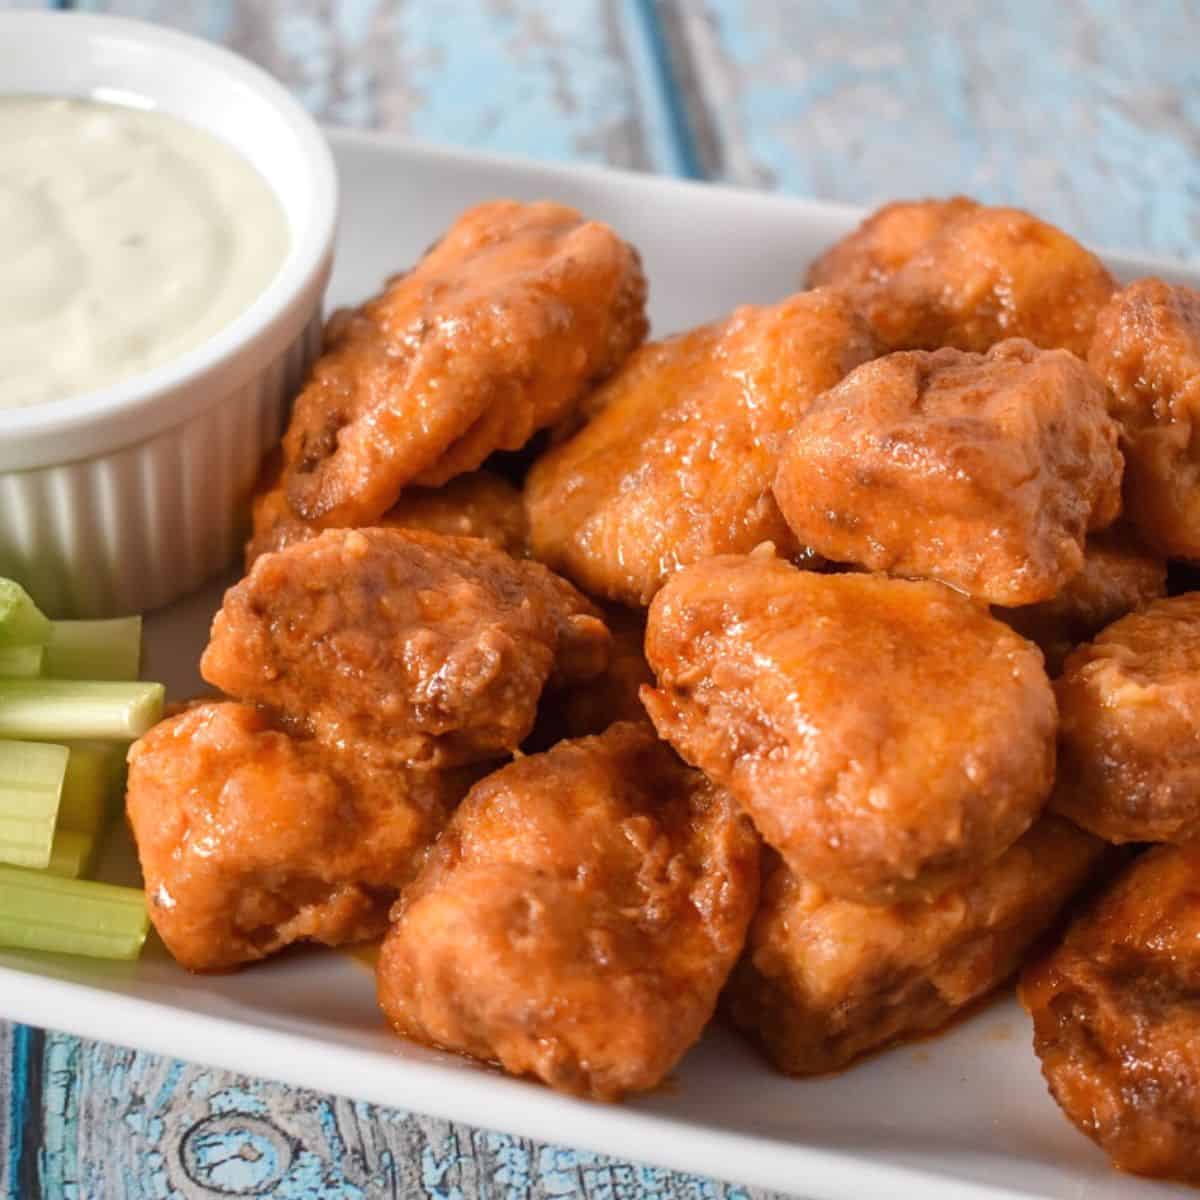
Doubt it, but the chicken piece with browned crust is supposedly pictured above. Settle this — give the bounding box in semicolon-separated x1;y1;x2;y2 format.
809;198;1115;355
1088;277;1200;559
127;702;481;972
525;289;875;606
1021;843;1200;1185
995;525;1166;675
278;201;647;529
203;527;610;768
728;816;1107;1077
1053;592;1200;844
773;340;1123;605
376;722;760;1101
246;459;527;568
642;553;1057;904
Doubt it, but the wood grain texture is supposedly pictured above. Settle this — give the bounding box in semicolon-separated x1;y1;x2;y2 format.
662;0;1200;260
76;0;692;173
2;1023;16;1198
29;1033;771;1200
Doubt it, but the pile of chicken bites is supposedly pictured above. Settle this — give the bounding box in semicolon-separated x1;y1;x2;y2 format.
124;197;1200;1182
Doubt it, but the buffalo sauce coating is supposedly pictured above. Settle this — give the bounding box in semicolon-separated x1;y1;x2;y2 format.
524;288;875;607
1054;592;1200;843
376;722;760;1101
126;701;481;971
641;554;1057;905
806;196;980;293
727;816;1107;1076
773;340;1124;605
808;197;1115;356
279;200;648;528
995;524;1166;676
202;527;610;768
1020;844;1200;1185
1088;277;1200;558
245;460;527;568
529;605;654;749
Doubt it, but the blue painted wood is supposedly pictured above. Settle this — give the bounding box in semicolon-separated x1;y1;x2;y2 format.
76;0;690;174
664;0;1200;261
33;1033;766;1200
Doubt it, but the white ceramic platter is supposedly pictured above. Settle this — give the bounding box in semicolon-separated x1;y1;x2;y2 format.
2;131;1196;1200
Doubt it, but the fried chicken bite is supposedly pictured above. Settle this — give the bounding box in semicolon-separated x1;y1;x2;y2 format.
995;525;1166;675
528;606;653;751
773;340;1124;605
806;196;980;292
809;199;1115;355
1053;593;1200;843
246;458;526;568
1088;278;1200;559
557;606;652;738
278;201;647;529
525;289;875;606
642;554;1057;905
1021;844;1200;1185
728;816;1107;1077
126;702;480;972
376;722;760;1100
203;528;610;768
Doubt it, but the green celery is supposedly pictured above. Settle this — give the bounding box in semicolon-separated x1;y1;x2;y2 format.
0;580;51;647
0;680;164;741
45;617;142;681
44;828;98;879
0;865;147;959
0;645;44;678
0;741;68;869
58;742;125;835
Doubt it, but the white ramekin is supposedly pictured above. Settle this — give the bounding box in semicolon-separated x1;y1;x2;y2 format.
0;12;337;617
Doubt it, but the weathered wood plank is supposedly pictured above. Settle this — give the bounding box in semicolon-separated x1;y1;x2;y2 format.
75;0;691;173
664;0;1200;260
1;1023;16;1197
34;1033;775;1200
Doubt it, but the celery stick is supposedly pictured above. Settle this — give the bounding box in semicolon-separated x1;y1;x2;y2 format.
0;680;164;741
0;741;68;869
0;580;51;647
0;866;147;959
44;828;97;879
45;617;142;681
0;645;44;678
58;742;124;835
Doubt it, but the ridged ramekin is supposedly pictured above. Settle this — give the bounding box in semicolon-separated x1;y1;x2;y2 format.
0;12;337;617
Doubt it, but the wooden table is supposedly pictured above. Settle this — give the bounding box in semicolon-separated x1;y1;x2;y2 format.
3;2;1198;1196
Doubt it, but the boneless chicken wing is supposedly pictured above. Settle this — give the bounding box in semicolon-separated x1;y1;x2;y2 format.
525;289;875;606
1054;593;1200;844
246;460;527;568
727;817;1107;1076
376;722;760;1100
1088;278;1200;558
126;702;479;971
995;525;1166;675
809;198;1115;355
278;201;647;529
806;196;980;293
642;554;1057;904
202;528;610;767
1021;844;1200;1185
773;340;1123;605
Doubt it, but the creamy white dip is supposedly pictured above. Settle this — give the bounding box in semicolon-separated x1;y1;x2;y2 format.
0;97;289;408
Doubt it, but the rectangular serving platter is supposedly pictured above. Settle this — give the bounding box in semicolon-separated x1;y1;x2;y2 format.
2;129;1197;1200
